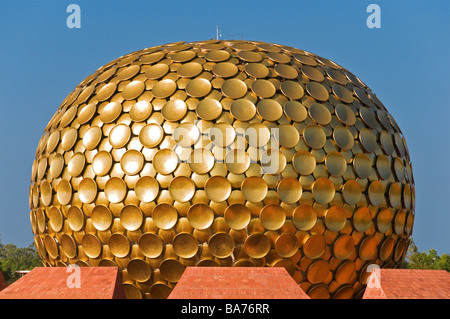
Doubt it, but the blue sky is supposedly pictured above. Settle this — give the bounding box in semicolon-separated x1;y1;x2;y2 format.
0;0;449;254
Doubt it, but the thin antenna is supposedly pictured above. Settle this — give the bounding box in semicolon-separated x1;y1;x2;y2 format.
216;25;221;40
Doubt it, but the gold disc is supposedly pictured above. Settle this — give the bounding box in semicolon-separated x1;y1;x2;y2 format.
159;258;186;283
342;180;362;205
275;233;299;258
48;206;63;232
109;233;130;258
380;237;395;261
277;177;302;204
162;99;187;121
221;78;248;99
153;149;179;175
309;103;331;125
138;233;163;258
230;99;256;121
368;181;385;206
127;258;152;283
61;128;77;151
92;150;113;176
307;260;330;284
306;82;329;101
376;155;391;180
251;79;276;98
312;177;335;204
377;208;393;233
302;65;324;82
104;177;127;203
292;150;316;175
100;102;122;123
151;79;177;99
335;261;356;284
82;233;102;259
274;64;298;79
44;235;58;259
280;80;304;100
389;182;402;208
276;124;300;148
244;63;269;78
208;232;235;258
135;176;159;203
212;62;238;78
121;80;145;100
56;179;72;205
257;99;283;121
96;83;117;102
205;50;230;62
120;204;143;231
353;153;371;178
241;176;268;203
40;180;52;206
205;176;232;202
130;100;152;122
260;204;286;230
120;149;144;175
335;103;356;125
325;151;347;177
67;206;84;231
303;125;326;149
78;177;97;204
152;203;178;230
49;154;64;178
332;84;353;103
186;78;212;98
91;205;113;231
60;234;77;259
189;148;214;174
245;123;271;147
145;63;170;80
353;207;372;232
284;100;307;122
303;234;326;259
67;153;86;177
333;126;354;151
293;205;317;231
324;206;347;232
238;51;262;62
333;235;355;260
359;236;378;261
244;233;271;258
169;176;195;203
109;123;131;148
225;149;250;174
359;128;377;153
139;123;164;148
83;126;102;150
196;98;223;121
224;204;251;230
177;62;203;78
209;122;236;147
173;233;199;258
187;203;214;230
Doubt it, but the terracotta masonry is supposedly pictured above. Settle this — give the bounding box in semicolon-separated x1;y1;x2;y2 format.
0;267;126;299
168;267;310;299
363;269;450;299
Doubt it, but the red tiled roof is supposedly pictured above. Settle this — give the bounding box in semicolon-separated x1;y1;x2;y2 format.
363;269;450;299
0;272;7;291
0;267;126;299
168;267;310;299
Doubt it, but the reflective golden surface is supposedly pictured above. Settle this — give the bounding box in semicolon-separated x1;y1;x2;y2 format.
29;40;414;299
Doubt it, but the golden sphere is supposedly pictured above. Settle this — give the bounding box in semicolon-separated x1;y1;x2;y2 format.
29;40;415;299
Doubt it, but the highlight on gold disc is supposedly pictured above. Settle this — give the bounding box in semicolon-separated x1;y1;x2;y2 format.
29;39;415;300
